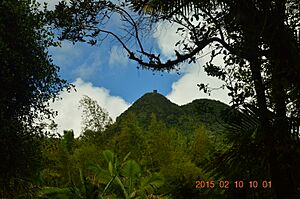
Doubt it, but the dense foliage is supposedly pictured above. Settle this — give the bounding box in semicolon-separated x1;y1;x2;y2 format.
38;93;230;198
79;95;113;133
2;0;300;198
0;0;69;197
46;0;300;197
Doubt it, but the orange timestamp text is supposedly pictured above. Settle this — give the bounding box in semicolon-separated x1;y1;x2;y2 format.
195;180;272;189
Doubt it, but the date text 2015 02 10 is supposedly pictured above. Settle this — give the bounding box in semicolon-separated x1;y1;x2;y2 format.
195;180;272;189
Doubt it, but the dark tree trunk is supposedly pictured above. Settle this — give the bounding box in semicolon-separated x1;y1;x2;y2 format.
267;1;299;197
239;1;300;197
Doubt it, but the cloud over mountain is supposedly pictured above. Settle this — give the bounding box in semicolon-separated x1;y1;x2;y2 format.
154;22;230;105
50;78;130;137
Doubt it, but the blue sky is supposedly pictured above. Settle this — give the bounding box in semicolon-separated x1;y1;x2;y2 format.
49;41;180;103
40;0;231;136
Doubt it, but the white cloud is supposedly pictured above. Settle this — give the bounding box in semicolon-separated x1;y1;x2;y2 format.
153;22;182;56
166;61;231;105
154;21;231;105
50;78;130;137
109;45;128;66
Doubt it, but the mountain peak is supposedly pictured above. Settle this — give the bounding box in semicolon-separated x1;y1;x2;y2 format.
116;91;182;126
138;91;167;102
116;92;230;131
126;91;181;116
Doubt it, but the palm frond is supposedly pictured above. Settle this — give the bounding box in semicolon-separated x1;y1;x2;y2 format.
205;105;271;182
88;162;113;185
122;160;141;179
130;0;216;18
139;173;164;195
121;160;141;195
103;150;115;164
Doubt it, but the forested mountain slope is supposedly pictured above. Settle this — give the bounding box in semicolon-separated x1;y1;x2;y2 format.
116;91;230;134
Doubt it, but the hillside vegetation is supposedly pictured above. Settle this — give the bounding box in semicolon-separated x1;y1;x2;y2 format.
117;92;228;132
36;93;275;198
